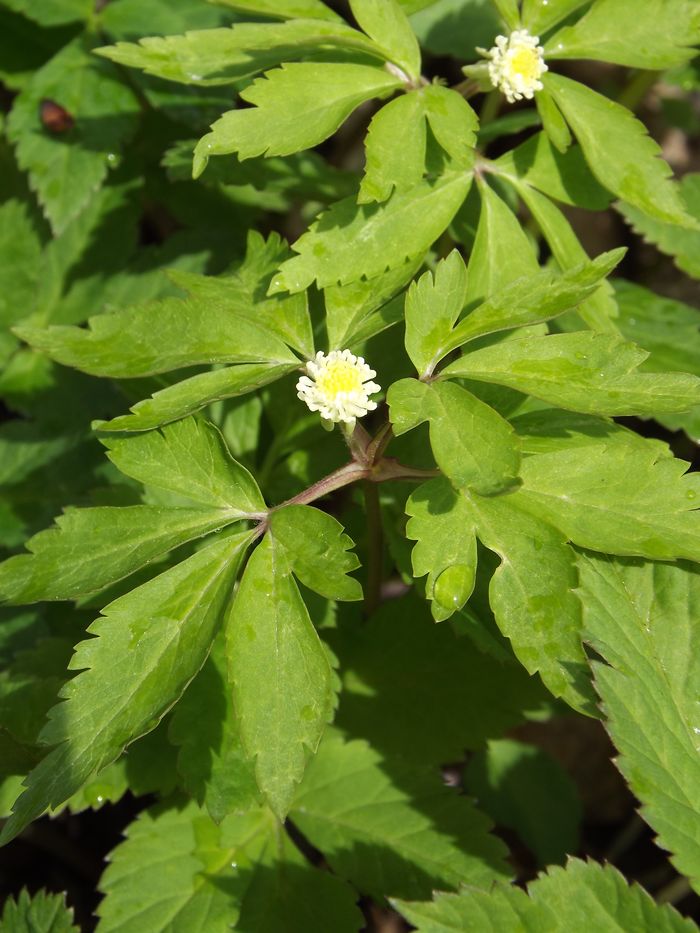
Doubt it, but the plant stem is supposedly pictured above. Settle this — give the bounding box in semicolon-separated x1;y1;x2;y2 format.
363;481;383;617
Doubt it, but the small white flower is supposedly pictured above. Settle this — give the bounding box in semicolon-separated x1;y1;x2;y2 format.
486;29;547;103
296;349;380;428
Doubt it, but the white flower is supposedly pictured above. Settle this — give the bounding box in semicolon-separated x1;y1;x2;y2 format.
296;349;380;427
486;29;547;103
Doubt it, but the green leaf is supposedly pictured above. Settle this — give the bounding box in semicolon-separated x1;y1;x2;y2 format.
513;184;619;332
614;279;700;437
359;92;427;204
97;801;363;932
395;858;697;932
442;332;700;416
7;37;139;234
209;0;343;20
17;291;298;379
535;88;572;154
409;0;500;59
491;0;520;29
466;492;596;713
291;729;510;899
466;182;538;306
0;531;253;845
268;505;362;601
0;197;43;329
1;889;78;932
349;0;422;79
193;63;402;173
97;19;380;86
491;131;611;210
95;363;298;433
521;0;589;34
0;506;240;604
406;476;477;621
618;173;700;281
423;84;479;169
388;378;521;496
546;0;700;69
102;417;266;513
271;172;471;293
513;438;700;561
578;553;700;894
464;738;581;866
545;73;697;229
226;533;335;818
325;256;423;349
438;249;624;363
0;0;90;26
170;635;260;823
404;249;467;376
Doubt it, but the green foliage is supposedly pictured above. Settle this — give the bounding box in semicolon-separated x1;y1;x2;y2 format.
2;0;700;925
395;858;698;931
1;889;78;932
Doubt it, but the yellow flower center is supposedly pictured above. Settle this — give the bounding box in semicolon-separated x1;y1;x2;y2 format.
316;359;364;397
509;47;540;82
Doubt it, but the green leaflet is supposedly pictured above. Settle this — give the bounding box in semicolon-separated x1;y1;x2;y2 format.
325;256;423;349
514;184;619;333
97;19;380;86
291;729;510;899
388;378;521;496
404;249;467;377
614;279;700;438
270;172;472;293
226;532;335;818
545;73;698;230
97;800;362;933
1;0;90;26
466;181;538;306
435;249;624;364
513;438;700;561
618;173;700;281
0;198;42;329
350;0;422;79
464;738;582;866
16;291;298;379
442;332;700;416
405;476;477;621
395;858;697;932
193;62;402;172
0;506;239;604
169;635;260;823
95;363;298;433
465;492;596;714
328;594;546;766
209;0;343;20
268;505;362;601
491;131;611;210
546;0;700;69
0;530;254;845
359;92;427;204
102;417;266;513
1;889;78;932
535;88;572;154
7;37;139;234
578;554;700;894
491;0;519;29
521;0;589;34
